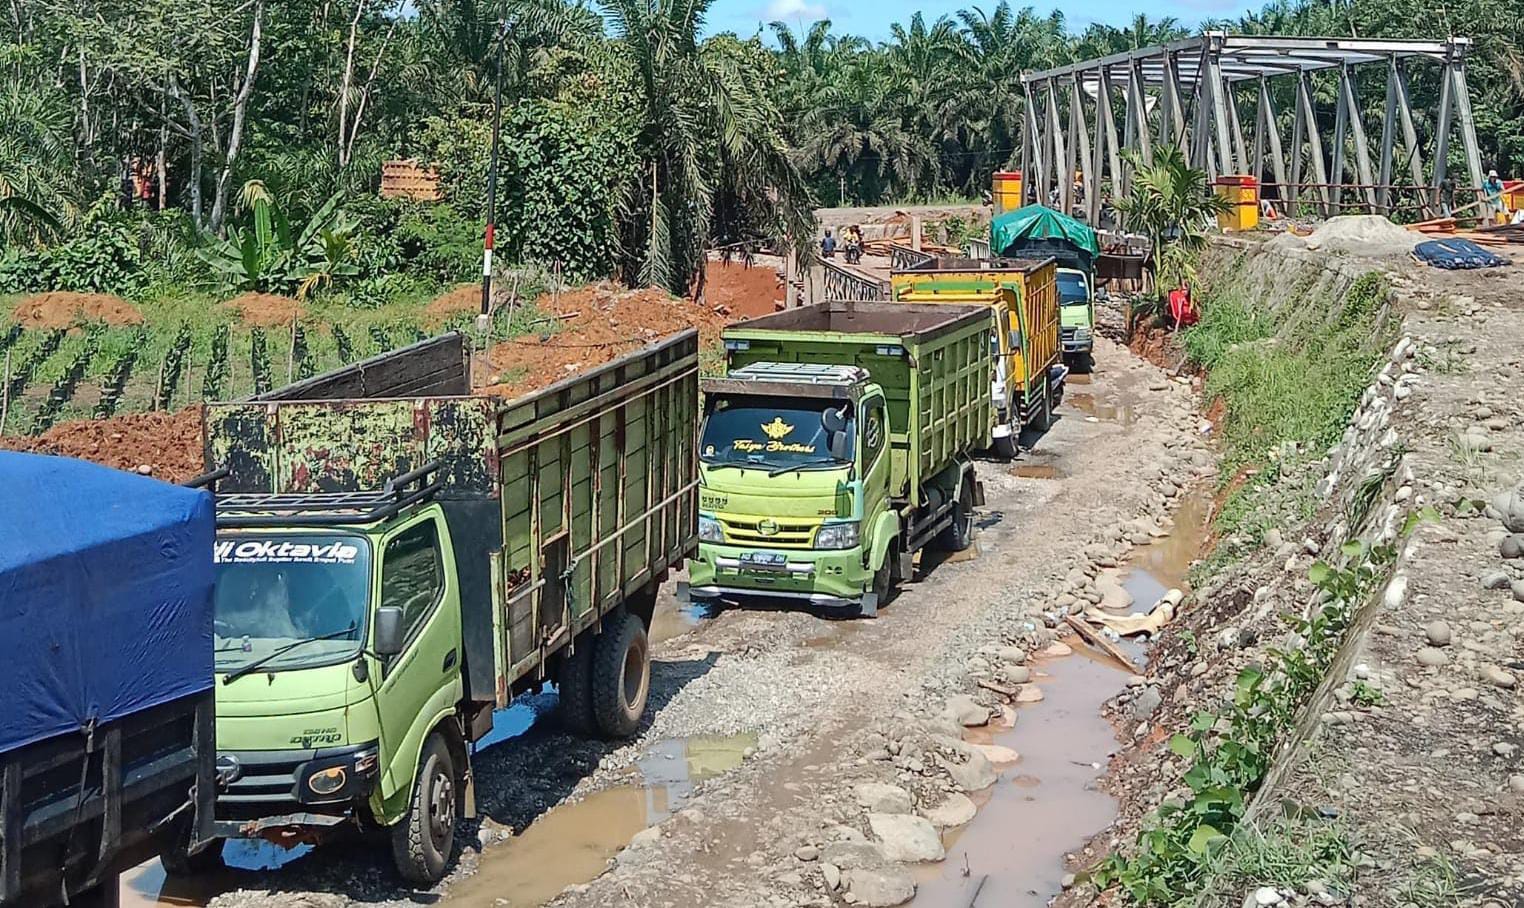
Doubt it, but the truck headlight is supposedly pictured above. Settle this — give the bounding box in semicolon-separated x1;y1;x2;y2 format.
307;766;347;796
815;522;860;550
699;515;724;543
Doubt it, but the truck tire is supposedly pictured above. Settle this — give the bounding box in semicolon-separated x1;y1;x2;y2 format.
556;640;598;735
390;733;457;886
935;478;975;552
591;610;650;739
993;431;1019;460
159;814;222;877
1032;387;1053;432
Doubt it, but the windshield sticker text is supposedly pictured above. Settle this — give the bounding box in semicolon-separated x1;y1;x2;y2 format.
216;539;361;565
733;439;817;455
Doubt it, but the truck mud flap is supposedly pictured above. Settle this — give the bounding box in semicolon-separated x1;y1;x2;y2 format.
972;480;986;507
674;581;692;604
858;592;880;619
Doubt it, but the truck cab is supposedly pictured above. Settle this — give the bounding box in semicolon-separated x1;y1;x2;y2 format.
685;302;993;619
204;478;475;885
1056;267;1096;365
693;364;890;610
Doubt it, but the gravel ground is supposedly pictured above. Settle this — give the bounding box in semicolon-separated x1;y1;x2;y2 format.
142;337;1207;908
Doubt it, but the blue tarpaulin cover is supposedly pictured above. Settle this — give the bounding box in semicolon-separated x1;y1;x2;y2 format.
0;452;214;753
1412;238;1511;270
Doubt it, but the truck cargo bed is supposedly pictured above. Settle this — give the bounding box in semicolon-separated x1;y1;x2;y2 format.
204;330;700;711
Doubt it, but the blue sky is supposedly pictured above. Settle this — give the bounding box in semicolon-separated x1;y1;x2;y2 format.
705;0;1263;42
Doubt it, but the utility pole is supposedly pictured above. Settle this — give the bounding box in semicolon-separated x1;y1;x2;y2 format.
478;20;511;336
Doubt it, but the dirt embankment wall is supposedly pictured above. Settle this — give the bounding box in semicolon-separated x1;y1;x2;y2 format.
1098;237;1424;902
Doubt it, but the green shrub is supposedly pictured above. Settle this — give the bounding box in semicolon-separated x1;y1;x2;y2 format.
0;217;145;295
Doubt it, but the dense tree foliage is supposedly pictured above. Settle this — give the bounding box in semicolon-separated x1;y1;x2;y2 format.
1;0;1520;296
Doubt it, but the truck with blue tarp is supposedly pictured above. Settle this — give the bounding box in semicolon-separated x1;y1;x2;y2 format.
0;452;217;907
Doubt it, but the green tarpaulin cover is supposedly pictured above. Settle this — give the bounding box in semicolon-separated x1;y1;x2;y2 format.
991;205;1099;259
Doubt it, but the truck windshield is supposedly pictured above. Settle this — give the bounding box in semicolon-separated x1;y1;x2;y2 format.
1057;271;1089;305
213;534;372;674
701;398;854;470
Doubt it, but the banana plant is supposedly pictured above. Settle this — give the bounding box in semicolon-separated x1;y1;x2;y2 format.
201;180;357;295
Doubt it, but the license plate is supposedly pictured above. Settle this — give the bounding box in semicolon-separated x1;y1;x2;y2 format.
740;552;787;570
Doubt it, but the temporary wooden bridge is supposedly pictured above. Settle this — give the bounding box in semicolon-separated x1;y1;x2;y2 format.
1020;33;1485;222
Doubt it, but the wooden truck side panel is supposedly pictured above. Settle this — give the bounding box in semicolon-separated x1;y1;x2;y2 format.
494;330;700;691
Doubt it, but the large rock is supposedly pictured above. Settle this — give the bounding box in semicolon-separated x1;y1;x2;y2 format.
820;840;887;870
1501;535;1524;559
846;866;916;907
1425;621;1453;647
921;793;977;828
867;813;945;863
1132;686;1163;719
933;737;998;792
944;694;989;728
854;782;914;815
1491;484;1524;533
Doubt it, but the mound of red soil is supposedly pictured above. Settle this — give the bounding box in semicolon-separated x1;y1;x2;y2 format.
424;283;482;326
12;292;143;329
481;283;729;397
703;259;783;318
1;406;205;483
223;292;305;327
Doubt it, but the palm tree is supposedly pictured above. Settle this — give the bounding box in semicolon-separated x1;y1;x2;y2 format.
601;0;814;294
1114;147;1231;294
795;54;937;204
0;85;75;245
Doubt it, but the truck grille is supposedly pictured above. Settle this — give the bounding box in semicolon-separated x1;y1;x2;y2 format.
721;518;820;549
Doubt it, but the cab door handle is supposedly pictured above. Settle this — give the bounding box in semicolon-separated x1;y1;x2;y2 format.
442;649;458;673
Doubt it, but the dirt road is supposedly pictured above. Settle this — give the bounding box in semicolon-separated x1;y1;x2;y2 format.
125;337;1209;908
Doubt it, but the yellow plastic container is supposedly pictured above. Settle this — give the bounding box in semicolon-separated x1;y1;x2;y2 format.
1215;175;1260;231
993;171;1024;216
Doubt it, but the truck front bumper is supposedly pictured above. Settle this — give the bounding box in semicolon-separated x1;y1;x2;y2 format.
212;742;381;837
688;543;873;607
1061;326;1094;352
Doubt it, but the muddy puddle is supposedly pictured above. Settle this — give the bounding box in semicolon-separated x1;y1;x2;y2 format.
121;689;752;908
912;653;1127;906
445;731;756;906
648;596;718;646
1119;483;1212;608
1062;374;1140;427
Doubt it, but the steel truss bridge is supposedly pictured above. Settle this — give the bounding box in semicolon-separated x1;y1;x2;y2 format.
1020;33;1484;221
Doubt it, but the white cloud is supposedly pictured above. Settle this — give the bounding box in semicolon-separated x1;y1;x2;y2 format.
763;0;827;22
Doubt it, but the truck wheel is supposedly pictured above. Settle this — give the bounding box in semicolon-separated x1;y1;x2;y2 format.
935;479;975;552
159;814;222;877
1032;387;1053;432
556;640;598;735
390;733;457;886
591;610;650;739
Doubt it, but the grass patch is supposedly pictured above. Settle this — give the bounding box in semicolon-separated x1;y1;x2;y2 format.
1184;816;1355;907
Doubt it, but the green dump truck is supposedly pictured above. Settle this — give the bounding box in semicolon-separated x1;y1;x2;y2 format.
186;331;697;885
683;301;992;618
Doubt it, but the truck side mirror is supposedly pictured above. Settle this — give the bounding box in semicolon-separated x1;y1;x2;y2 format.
374;606;405;657
828;430;851;462
1097;287;1110;301
822;405;847;433
1008;330;1023;351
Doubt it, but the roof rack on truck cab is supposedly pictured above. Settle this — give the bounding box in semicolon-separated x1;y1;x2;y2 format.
211;460;445;528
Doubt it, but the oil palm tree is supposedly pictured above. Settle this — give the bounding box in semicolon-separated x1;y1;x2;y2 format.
0;86;74;245
601;0;814;294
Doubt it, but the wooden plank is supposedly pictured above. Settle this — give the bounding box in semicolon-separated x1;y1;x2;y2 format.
1065;615;1140;673
0;759;20;900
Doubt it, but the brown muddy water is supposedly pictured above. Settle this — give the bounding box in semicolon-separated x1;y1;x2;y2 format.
911;652;1128;907
444;731;756;906
1064;372;1140;427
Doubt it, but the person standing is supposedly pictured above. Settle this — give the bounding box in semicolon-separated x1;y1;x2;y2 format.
821;229;837;259
1483;170;1505;219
